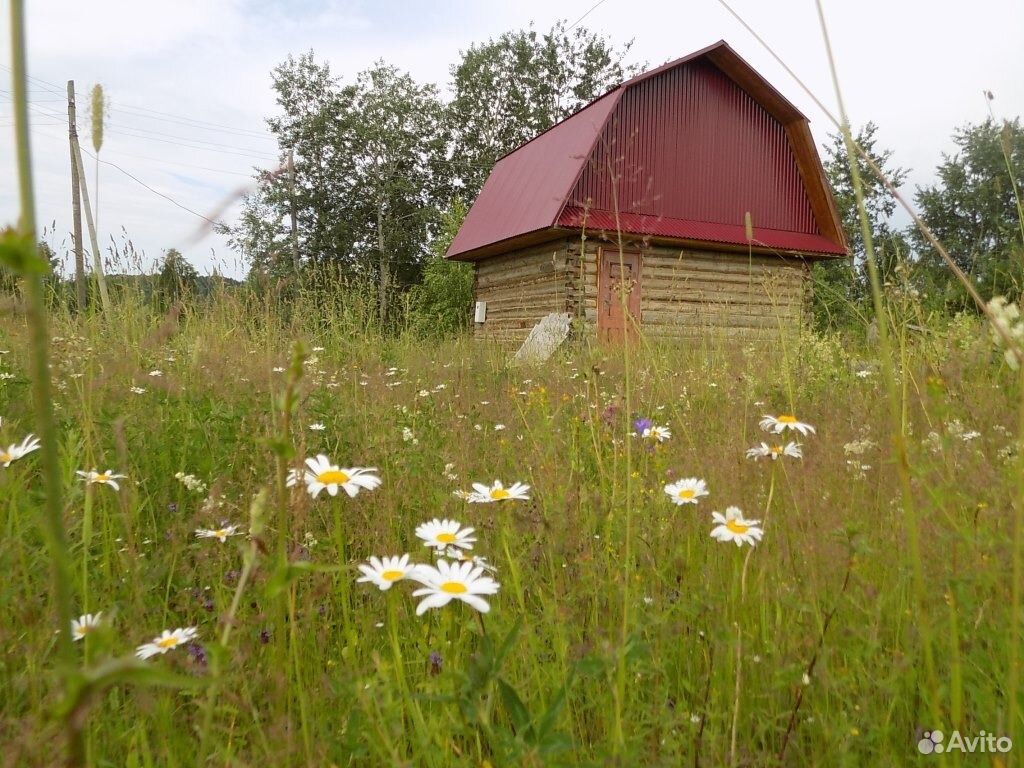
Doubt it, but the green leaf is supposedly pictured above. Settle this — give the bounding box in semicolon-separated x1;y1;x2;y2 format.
534;673;573;745
498;678;533;740
0;226;48;275
58;655;207;718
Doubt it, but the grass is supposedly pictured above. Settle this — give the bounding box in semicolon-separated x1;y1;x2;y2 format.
0;285;1021;766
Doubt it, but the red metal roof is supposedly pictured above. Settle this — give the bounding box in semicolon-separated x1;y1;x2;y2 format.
445;90;622;258
447;41;846;260
559;207;846;255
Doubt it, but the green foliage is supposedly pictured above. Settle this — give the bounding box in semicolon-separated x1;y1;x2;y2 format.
915;118;1024;306
814;123;909;330
153;248;198;309
229;55;449;328
406;199;473;337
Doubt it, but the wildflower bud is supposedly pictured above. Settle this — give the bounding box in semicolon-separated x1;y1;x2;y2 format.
248;489;269;538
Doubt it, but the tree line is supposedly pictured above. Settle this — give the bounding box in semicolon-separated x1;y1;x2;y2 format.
225;20;1024;333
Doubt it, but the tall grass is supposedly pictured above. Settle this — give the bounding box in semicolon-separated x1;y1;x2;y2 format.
0;277;1021;764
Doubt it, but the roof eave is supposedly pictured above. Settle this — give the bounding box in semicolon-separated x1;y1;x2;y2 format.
446;227;576;262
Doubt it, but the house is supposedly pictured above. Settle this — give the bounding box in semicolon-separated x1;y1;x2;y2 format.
445;40;847;343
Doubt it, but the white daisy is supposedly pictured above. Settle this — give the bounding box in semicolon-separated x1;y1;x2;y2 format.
148;370;162;377
409;559;500;615
287;455;381;498
136;626;199;660
759;414;816;436
71;612;102;641
76;469;127;491
643;425;672;442
415;518;477;551
195;525;242;543
745;442;803;461
309;423;326;431
356;554;416;591
442;546;498;574
710;507;764;548
663;477;709;505
469;480;530;503
0;434;40;467
452;489;475;501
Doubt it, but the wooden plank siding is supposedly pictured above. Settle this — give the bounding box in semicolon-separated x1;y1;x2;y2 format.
472;243;573;346
573;243;810;337
471;239;811;344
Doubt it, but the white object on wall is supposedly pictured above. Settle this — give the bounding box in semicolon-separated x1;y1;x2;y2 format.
512;312;571;365
474;301;487;323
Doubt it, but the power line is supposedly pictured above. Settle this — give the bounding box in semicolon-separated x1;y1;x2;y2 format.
79;147;225;227
102;126;278;160
0;64;274;140
104;103;275;139
99;148;255;178
0;63;65;95
568;0;610;30
99;121;277;155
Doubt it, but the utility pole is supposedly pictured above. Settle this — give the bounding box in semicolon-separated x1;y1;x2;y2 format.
67;80;86;311
288;148;299;272
70;127;112;315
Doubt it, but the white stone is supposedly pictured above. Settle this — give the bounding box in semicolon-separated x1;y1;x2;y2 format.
513;312;571;365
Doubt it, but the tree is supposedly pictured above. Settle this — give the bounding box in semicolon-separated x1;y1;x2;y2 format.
814;122;909;328
914;118;1024;306
449;21;640;197
155;248;198;308
229;54;449;325
407;198;473;337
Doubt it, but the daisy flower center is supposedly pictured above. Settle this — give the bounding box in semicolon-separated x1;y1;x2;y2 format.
95;474;109;482
726;520;750;534
490;488;510;500
440;581;468;594
436;533;457;543
0;452;10;463
771;446;783;454
317;470;350;485
381;570;404;581
157;636;180;649
777;415;797;424
678;489;696;499
77;625;93;636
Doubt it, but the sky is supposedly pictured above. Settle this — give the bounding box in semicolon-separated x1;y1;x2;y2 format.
1;0;1022;279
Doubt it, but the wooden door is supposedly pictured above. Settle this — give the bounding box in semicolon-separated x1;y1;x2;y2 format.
597;248;641;342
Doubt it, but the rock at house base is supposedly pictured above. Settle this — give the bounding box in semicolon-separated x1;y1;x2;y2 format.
513;312;571;365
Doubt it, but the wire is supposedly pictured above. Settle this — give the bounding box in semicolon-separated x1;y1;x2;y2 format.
0;62;65;95
105;104;275;139
568;0;610;30
79;147;226;226
0;64;273;139
98;148;255;178
102;127;278;160
99;122;277;155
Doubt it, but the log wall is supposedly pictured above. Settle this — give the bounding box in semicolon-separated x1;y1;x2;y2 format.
572;242;810;337
471;239;811;344
472;243;573;346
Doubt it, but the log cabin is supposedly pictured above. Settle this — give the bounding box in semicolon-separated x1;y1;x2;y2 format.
446;40;848;344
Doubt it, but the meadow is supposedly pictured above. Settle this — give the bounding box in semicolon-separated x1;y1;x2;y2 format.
1;283;1021;767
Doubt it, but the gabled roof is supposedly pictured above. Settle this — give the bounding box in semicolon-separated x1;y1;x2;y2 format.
447;40;846;261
